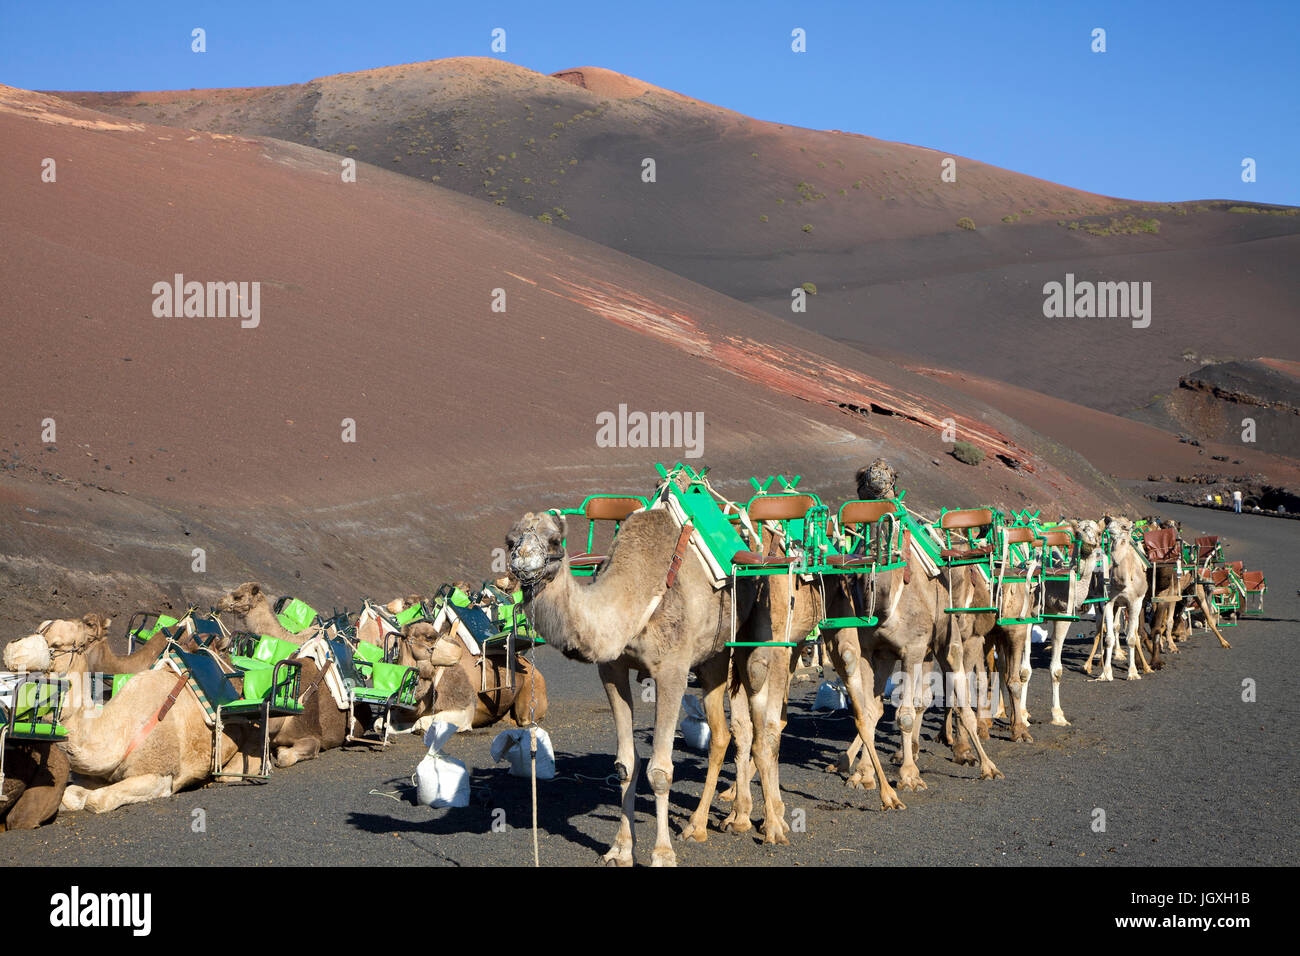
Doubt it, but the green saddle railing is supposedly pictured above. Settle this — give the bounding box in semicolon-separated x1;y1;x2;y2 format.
0;675;72;790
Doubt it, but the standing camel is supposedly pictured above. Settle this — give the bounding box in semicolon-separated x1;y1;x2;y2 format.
1084;516;1150;681
507;506;756;866
1040;519;1105;725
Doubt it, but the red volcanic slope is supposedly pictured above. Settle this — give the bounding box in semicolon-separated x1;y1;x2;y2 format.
0;84;1119;522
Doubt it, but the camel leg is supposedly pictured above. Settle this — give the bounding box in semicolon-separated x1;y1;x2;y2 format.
825;635;899;807
720;653;756;832
597;660;637;867
1004;627;1032;742
895;655;928;792
1194;584;1231;648
64;774;175;814
943;635;1004;781
679;655;730;843
274;736;322;769
1049;620;1071;725
1126;599;1146;679
1094;602;1117;682
2;745;68;830
747;647;793;845
646;665;689;867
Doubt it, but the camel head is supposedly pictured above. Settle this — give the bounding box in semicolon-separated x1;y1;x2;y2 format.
24;613;113;672
856;458;898;500
1073;519;1103;553
384;595;422;615
506;512;567;588
402;620;465;675
217;582;266;616
1103;515;1134;548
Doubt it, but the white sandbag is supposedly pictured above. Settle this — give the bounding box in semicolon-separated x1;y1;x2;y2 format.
413;721;470;808
3;634;51;673
1031;624;1049;644
678;694;711;751
813;680;847;711
490;727;556;780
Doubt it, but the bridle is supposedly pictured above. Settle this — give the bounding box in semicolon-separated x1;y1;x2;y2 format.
510;529;564;591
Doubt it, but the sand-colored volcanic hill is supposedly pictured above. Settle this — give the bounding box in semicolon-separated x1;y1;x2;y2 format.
53;57;1300;422
1;83;1134;630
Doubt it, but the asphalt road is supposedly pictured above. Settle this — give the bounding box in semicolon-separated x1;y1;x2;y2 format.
3;503;1295;867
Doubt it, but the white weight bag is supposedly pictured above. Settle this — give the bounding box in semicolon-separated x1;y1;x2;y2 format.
490;727;556;780
413;721;470;808
813;680;847;712
678;694;711;751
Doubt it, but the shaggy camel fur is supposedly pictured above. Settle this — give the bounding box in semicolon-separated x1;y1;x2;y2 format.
508;507;755;866
822;460;1003;810
1084;517;1150;681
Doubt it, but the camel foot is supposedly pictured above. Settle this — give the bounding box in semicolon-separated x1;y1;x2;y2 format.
1012;723;1033;743
952;747;978;767
1090;671;1114;683
61;786;88;812
897;768;928;792
721;810;753;834
980;761;1005;781
879;786;906;811
761;817;790;845
976;718;992;740
650;845;677;867
1050;709;1071;727
846;770;877;791
600;842;634;867
718;785;736;803
1126;671;1142;681
677;818;709;843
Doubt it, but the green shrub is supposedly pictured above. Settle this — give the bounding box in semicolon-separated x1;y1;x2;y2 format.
801;281;817;295
952;441;984;465
801;224;814;233
957;217;976;231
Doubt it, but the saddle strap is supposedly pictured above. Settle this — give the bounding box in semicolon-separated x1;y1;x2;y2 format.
902;529;913;585
665;521;696;589
121;671;191;763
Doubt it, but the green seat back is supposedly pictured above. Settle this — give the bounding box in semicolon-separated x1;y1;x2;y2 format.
111;673;134;696
395;603;425;627
134;614;180;641
354;641;384;665
240;665;300;710
12;680;64;726
251;635;300;666
275;598;318;634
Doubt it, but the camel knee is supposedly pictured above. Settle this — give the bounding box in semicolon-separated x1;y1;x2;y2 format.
647;764;672;795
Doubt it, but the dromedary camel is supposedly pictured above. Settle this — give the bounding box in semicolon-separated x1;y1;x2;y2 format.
1039;518;1105;726
507;505;756;866
1084;516;1150;681
1;635;69;831
821;460;1003;811
216;582;318;644
396;618;548;733
29;617;263;813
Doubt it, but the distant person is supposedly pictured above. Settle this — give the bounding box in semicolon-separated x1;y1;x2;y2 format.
1233;489;1243;514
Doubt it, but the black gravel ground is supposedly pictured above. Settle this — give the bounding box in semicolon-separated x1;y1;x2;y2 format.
3;503;1294;867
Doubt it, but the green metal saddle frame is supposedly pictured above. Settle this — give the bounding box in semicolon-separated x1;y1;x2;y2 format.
0;675;72;791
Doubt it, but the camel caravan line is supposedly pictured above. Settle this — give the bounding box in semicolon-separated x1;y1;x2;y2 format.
0;578;547;827
0;459;1268;865
504;459;1266;864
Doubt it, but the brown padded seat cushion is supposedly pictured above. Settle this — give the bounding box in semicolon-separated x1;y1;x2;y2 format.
839;500;896;525
1003;526;1037;545
1142;528;1180;562
583;496;644;521
746;494;816;522
940;543;995;560
940;508;994;530
1039;529;1073;547
732;550;794;567
1242;571;1266;590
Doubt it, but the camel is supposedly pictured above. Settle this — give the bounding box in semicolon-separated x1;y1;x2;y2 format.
1142;520;1230;657
1084;516;1150;681
507;505;756;866
821;460;1003;811
396;618;548;734
1039;518;1105;726
1;635;69;831
216;582;318;644
27;617;263;813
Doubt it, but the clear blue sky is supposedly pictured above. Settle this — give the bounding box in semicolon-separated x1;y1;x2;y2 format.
2;0;1296;205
